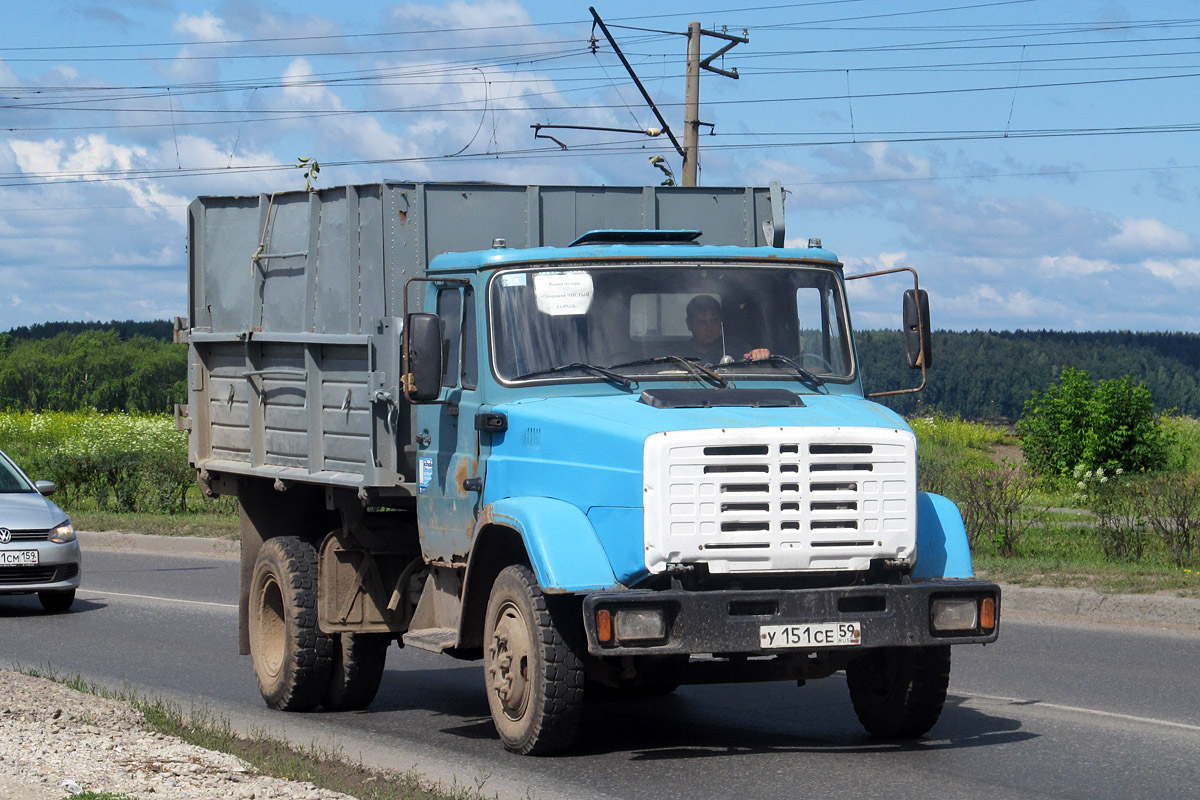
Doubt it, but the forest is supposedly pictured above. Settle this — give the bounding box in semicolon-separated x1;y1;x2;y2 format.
1;322;1198;420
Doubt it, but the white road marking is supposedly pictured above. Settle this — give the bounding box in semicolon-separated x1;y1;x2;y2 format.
79;589;237;610
968;692;1200;733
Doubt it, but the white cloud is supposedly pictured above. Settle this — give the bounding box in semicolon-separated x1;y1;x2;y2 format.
9;135;186;214
1142;258;1200;287
280;59;411;162
1108;218;1192;254
1037;254;1116;276
863;141;932;181
173;12;235;42
388;1;535;42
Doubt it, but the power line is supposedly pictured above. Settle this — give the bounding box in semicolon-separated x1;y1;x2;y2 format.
8;67;1197;119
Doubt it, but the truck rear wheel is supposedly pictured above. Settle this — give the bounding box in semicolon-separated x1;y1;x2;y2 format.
483;565;584;755
323;632;390;711
248;536;332;712
846;645;951;739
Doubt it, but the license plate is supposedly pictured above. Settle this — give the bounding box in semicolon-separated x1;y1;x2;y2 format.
760;622;861;649
0;550;38;566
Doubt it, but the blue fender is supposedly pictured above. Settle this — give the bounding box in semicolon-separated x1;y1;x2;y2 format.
914;491;975;579
476;497;622;592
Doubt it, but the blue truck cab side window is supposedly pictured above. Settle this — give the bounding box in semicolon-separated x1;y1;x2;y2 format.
437;287;463;389
461;286;477;390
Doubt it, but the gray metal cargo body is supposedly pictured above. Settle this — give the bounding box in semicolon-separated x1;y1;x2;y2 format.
184;182;783;496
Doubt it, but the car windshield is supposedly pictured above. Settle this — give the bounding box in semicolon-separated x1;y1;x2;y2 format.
489;263;853;384
0;452;34;493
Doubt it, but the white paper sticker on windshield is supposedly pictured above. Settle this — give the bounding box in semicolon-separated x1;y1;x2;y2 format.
533;271;593;316
500;273;527;288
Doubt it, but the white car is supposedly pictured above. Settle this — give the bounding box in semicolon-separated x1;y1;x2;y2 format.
0;448;81;612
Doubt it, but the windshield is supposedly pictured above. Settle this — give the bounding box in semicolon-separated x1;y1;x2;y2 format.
0;451;35;493
490;263;853;384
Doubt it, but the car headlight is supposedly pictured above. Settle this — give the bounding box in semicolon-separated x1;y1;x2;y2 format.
49;521;76;544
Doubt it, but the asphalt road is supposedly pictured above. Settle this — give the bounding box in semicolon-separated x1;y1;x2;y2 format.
2;549;1199;800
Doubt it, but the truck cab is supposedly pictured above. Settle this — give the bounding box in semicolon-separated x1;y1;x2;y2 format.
402;231;997;753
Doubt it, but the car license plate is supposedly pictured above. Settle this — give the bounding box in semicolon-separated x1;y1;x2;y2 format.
0;550;38;566
760;622;861;649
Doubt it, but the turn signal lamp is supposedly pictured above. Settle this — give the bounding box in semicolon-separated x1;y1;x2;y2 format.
596;609;613;643
980;597;997;631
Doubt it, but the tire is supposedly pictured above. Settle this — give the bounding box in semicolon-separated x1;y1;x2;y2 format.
323;632;390;711
846;646;951;739
483;565;585;755
248;536;332;712
38;589;75;613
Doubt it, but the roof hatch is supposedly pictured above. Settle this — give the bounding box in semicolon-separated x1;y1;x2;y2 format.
568;229;703;247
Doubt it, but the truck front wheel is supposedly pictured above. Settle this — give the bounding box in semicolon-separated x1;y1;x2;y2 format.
248;536;333;711
483;565;584;755
846;645;951;739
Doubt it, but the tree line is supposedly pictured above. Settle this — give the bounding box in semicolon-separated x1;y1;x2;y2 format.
858;329;1200;420
0;326;185;413
2;322;1199;419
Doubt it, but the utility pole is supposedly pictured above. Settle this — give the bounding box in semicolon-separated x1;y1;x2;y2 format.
682;23;748;186
581;8;746;187
683;22;702;186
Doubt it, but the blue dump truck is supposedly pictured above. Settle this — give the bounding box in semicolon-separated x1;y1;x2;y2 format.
179;182;999;754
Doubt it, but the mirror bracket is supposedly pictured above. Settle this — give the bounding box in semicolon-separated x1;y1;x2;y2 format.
844;266;930;397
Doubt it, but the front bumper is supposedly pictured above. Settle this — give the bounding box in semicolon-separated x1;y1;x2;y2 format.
581;579;999;656
0;540;82;594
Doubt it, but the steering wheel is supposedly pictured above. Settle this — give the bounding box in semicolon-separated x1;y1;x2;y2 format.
799;352;834;373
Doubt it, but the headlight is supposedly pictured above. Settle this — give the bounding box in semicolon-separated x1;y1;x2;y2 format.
49;521;76;544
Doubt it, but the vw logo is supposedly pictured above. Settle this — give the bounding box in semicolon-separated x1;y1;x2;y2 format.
0;529;10;544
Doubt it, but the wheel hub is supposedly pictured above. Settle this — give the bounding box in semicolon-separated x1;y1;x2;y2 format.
488;604;531;719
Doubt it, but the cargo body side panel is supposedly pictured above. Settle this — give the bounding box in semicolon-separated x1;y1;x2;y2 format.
188;182;779;491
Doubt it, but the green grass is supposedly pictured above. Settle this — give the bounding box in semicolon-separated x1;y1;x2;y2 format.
17;668;487;800
972;522;1200;598
909;413;1011;453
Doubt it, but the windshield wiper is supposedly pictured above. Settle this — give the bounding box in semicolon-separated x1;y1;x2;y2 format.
512;362;637;390
606;355;728;388
716;354;825;388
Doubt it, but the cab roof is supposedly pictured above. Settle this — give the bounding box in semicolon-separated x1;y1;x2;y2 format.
427;229;842;272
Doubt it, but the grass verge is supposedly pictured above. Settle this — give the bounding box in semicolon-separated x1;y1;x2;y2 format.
72;510;239;540
18;668;487;800
973;523;1200;598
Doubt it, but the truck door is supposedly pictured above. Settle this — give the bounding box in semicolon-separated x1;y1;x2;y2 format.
415;283;484;563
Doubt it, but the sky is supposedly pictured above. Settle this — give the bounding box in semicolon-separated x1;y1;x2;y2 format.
1;0;1198;332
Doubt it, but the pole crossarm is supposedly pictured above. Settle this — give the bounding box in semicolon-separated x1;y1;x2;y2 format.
699;28;749;79
531;123;663;150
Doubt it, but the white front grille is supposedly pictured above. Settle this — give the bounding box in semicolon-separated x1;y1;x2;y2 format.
643;426;917;574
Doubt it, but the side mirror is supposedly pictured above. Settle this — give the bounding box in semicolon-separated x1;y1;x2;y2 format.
404;313;444;403
903;289;932;370
35;481;56;496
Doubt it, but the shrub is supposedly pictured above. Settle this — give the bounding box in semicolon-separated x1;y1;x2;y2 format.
1073;466;1146;561
1134;473;1200;567
909;414;1006;496
0;411;192;514
1018;367;1167;478
1161;416;1200;473
954;464;1041;557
